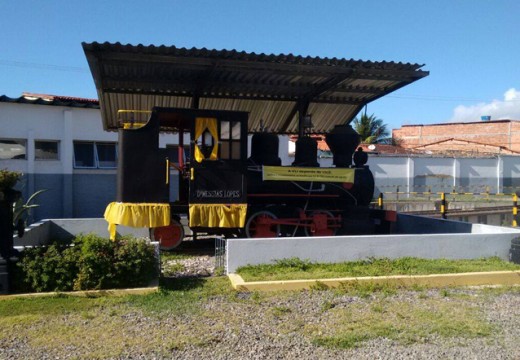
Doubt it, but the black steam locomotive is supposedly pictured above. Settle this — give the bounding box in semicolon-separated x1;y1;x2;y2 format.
109;107;395;249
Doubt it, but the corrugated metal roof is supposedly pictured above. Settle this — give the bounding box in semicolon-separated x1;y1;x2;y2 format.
0;93;100;109
82;42;428;133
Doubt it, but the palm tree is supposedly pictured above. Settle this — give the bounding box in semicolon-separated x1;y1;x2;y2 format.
352;113;390;144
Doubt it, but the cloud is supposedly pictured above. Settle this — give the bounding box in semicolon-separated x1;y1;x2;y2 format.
449;88;520;122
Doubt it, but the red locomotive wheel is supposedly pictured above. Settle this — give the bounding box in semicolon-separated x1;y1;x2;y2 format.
245;210;280;238
153;218;185;250
304;210;338;237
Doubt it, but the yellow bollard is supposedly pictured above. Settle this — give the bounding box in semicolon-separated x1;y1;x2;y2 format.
513;194;518;227
440;192;447;219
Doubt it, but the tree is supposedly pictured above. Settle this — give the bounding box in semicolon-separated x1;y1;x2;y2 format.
352;113;390;144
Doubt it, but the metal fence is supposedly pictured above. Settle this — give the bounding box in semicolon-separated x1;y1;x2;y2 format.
373;190;519;227
214;236;227;274
376;185;520;201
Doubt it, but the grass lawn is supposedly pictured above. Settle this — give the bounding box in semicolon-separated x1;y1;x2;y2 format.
0;277;236;358
236;257;520;282
1;276;520;356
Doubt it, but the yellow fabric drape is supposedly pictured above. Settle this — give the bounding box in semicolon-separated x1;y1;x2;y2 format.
194;117;219;162
104;202;171;240
189;203;247;228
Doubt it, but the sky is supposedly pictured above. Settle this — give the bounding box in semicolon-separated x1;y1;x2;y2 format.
1;0;519;131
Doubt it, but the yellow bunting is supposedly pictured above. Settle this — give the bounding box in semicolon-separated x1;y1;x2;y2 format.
104;202;170;240
189;203;247;228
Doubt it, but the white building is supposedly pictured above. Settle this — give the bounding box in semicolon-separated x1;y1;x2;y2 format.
1;93;116;220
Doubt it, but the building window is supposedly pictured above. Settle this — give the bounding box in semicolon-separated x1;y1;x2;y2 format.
35;140;59;160
74;142;95;168
0;139;26;159
96;143;117;168
74;141;117;168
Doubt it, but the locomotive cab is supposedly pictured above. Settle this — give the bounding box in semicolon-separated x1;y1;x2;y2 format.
105;107;249;249
183;109;249;237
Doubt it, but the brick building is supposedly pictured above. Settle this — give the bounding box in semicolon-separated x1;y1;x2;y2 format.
393;120;520;155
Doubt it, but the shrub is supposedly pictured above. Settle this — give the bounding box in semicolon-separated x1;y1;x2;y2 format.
73;234;158;290
14;234;158;293
73;234;117;290
112;238;158;289
14;244;80;293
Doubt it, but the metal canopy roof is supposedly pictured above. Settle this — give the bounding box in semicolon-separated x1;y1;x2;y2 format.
82;42;428;133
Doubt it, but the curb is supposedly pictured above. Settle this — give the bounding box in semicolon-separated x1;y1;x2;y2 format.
0;286;159;300
228;271;520;292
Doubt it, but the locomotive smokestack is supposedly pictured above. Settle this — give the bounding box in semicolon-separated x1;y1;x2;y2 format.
292;136;319;167
325;124;360;168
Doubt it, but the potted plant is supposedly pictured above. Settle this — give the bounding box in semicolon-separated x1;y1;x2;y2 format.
0;169;22;195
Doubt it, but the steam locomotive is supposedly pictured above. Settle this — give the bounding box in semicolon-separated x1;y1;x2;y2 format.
108;107;395;249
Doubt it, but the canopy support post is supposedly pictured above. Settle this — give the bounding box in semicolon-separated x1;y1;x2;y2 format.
298;100;310;138
192;95;200;110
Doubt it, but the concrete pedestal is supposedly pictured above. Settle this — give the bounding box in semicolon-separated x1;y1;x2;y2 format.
0;188;21;294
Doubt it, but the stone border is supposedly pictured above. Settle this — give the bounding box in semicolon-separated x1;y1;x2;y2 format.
0;286;158;300
228;271;520;292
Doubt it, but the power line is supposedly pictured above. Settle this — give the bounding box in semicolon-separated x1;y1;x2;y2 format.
0;59;89;73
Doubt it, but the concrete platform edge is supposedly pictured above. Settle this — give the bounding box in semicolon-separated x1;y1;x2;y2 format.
228;271;520;292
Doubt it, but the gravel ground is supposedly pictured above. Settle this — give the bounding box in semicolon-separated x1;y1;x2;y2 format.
169;288;520;360
2;253;520;359
162;254;216;278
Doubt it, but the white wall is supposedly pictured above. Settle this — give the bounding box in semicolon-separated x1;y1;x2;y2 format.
1;102;118;175
1;102;120;219
227;216;520;272
368;157;409;185
413;157;454;178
